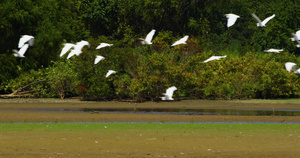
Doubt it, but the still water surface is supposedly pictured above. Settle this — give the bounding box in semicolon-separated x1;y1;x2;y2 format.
12;107;300;116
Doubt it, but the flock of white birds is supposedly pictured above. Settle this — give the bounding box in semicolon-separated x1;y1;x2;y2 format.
12;12;300;100
226;13;300;75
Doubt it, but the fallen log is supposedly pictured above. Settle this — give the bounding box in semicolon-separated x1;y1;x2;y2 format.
0;79;48;98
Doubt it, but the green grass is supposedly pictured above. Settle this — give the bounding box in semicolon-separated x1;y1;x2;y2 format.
232;98;300;102
2;122;300;157
1;123;300;132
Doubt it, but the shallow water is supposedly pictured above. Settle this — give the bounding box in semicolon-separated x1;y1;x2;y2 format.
8;107;300;116
83;107;300;116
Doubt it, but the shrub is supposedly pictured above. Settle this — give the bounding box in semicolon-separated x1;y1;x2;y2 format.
46;60;79;99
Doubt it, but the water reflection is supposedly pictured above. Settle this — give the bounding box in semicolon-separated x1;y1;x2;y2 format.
81;107;300;116
7;107;300;116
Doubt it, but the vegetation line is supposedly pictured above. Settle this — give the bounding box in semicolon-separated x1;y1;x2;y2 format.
1;1;300;101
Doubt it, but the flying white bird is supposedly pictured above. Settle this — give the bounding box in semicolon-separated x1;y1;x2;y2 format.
285;62;300;74
203;55;227;63
94;55;105;64
75;40;90;51
96;43;113;49
18;35;34;48
225;13;240;28
13;44;29;58
285;62;297;72
60;43;75;57
251;13;275;27
264;49;283;53
106;70;116;78
171;35;189;47
67;40;90;59
291;33;300;48
140;29;156;45
291;30;300;41
161;86;177;101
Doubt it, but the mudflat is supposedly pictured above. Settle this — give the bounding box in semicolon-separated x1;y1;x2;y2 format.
1;98;300;123
1;99;300;158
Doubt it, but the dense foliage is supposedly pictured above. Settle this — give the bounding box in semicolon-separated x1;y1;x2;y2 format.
1;0;300;100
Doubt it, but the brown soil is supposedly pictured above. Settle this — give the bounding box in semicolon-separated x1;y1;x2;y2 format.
1;99;300;157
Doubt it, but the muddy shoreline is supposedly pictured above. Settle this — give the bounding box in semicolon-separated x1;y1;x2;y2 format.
1;99;300;123
1;99;300;158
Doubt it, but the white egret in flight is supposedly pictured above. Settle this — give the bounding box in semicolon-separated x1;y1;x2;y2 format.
75;40;90;51
251;13;275;27
67;40;90;59
264;49;283;53
96;43;113;49
94;55;105;64
161;86;177;101
285;62;297;72
18;35;34;48
291;33;300;48
171;35;189;47
60;43;75;57
285;62;300;74
225;13;240;28
291;30;300;41
203;55;227;63
106;70;116;78
13;44;29;58
140;29;156;45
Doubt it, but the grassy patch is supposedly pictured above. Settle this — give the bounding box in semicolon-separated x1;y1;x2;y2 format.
1;123;300;157
232;99;300;103
1;123;300;132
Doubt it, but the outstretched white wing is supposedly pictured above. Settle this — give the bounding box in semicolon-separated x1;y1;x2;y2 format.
171;35;189;47
162;86;177;100
60;43;75;57
225;14;240;28
251;13;262;24
67;49;81;59
14;44;29;58
144;29;156;44
141;29;156;45
106;70;116;78
261;14;275;26
166;86;177;98
264;49;283;53
96;43;113;49
285;62;297;72
67;40;89;59
94;55;105;64
203;56;218;63
75;40;90;51
203;55;227;63
18;35;34;48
